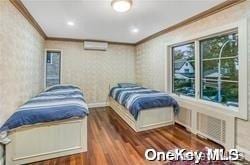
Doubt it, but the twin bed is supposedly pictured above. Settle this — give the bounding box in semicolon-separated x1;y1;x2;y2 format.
0;85;88;165
109;84;178;132
0;83;178;164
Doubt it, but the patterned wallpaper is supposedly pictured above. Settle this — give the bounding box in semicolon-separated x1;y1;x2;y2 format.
45;41;135;105
0;1;44;126
135;1;250;150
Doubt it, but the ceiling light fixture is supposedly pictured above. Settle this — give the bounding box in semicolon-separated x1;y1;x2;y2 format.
111;0;133;13
67;21;75;26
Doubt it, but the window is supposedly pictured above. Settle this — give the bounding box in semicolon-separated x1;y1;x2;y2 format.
171;32;238;107
168;19;248;119
172;43;195;97
171;31;240;106
200;33;238;107
46;51;61;87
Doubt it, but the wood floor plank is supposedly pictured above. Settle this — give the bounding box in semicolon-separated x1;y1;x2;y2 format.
31;107;222;165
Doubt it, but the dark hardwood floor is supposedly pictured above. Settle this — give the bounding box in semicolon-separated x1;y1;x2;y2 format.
31;107;222;165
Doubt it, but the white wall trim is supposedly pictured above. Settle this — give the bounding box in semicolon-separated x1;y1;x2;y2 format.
88;102;108;108
236;145;250;161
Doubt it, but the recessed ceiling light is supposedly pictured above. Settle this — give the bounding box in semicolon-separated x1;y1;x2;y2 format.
67;21;75;26
111;0;133;13
131;27;139;33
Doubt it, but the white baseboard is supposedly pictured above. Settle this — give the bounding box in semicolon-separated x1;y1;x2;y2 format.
88;102;108;108
174;121;195;134
237;145;250;161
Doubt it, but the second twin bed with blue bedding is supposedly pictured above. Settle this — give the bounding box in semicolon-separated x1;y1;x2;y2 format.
110;84;178;120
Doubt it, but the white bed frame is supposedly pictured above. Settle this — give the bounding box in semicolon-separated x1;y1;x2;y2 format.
109;97;174;132
5;117;87;165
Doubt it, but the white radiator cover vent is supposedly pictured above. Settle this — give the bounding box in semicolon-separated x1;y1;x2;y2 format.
84;41;108;51
197;113;226;144
175;107;192;128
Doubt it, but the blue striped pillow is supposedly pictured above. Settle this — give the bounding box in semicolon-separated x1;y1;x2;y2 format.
118;83;138;88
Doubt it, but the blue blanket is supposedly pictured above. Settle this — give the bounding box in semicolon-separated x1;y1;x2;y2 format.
110;86;178;120
0;85;89;134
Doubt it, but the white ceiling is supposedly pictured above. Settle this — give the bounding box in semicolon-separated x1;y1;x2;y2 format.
22;0;226;44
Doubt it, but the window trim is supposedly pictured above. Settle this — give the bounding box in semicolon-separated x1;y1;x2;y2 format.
165;18;248;120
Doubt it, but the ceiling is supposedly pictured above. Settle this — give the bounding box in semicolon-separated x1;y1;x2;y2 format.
21;0;226;44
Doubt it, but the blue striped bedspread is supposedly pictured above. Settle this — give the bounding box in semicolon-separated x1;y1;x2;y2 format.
110;87;179;120
0;85;89;135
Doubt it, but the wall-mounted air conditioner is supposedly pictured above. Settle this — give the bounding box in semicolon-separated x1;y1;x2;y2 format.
83;41;108;51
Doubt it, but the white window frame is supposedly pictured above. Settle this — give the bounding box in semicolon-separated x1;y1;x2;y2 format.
165;19;248;120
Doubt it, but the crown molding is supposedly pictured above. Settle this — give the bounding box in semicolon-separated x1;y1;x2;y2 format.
9;0;134;46
10;0;246;46
135;0;246;45
9;0;47;39
46;37;136;46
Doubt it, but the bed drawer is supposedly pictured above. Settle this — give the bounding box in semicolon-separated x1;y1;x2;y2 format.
6;118;87;165
109;97;174;132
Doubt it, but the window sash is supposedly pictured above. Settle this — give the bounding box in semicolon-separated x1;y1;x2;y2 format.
200;32;239;107
201;78;238;83
202;56;238;61
172;43;195;97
